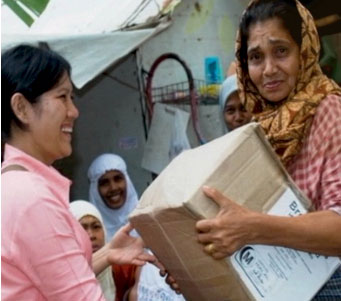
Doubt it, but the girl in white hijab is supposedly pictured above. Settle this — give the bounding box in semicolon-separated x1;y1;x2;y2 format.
88;154;185;301
219;74;252;132
69;200;116;301
87;154;138;240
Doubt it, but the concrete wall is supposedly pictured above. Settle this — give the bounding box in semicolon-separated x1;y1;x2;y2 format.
140;0;248;87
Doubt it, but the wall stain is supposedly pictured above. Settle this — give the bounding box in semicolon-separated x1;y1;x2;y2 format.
218;16;236;55
194;2;201;13
185;0;214;35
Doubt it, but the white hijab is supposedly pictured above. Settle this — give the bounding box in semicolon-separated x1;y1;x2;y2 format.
69;200;116;301
219;74;238;111
69;200;106;236
87;153;139;241
219;74;238;133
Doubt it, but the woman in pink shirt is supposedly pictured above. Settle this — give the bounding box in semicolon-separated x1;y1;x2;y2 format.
1;44;156;301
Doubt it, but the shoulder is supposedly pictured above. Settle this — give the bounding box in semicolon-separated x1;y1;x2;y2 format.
314;94;341;125
2;172;53;257
2;171;51;206
309;95;341;142
1;171;66;229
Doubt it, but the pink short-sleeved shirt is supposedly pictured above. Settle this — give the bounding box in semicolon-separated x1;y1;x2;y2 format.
287;94;341;214
1;145;105;300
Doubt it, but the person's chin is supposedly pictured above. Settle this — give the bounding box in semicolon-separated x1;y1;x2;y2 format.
105;199;124;210
263;90;288;103
92;246;100;253
60;144;73;158
228;124;242;131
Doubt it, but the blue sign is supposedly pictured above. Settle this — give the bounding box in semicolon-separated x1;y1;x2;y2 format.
205;56;223;84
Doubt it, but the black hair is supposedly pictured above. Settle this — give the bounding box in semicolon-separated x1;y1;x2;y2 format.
238;0;302;73
1;44;71;140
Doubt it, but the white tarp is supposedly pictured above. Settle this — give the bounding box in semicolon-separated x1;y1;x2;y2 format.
2;22;170;88
28;0;167;33
141;103;191;174
1;0;176;88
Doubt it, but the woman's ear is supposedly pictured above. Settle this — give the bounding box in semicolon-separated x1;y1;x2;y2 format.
10;93;32;125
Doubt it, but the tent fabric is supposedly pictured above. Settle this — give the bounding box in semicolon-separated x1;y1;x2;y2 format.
1;0;175;88
29;0;167;34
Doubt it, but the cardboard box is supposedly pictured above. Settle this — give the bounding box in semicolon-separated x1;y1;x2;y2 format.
130;123;340;301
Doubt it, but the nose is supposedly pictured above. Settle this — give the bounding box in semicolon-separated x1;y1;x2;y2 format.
263;57;277;76
87;228;96;241
67;98;79;120
108;180;118;192
235;110;244;122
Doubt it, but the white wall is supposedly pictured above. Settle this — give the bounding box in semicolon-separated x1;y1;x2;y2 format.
140;0;248;86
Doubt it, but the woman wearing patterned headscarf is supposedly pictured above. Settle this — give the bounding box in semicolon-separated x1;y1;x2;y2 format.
196;0;341;299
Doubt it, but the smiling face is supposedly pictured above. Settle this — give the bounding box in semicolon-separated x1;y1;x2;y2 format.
79;215;105;253
247;17;300;102
98;170;127;210
223;92;252;131
25;72;79;164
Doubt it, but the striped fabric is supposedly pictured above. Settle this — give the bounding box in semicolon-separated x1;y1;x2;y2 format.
287;94;341;299
287;94;341;214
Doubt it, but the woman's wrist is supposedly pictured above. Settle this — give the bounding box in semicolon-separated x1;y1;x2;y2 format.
93;243;111;275
247;212;284;245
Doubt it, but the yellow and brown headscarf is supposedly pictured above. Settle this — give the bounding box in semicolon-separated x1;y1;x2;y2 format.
235;0;341;165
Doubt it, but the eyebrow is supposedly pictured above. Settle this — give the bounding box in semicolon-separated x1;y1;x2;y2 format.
225;103;234;108
247;38;290;53
91;221;102;226
56;87;72;94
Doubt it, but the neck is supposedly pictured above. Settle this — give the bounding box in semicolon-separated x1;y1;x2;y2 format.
8;130;53;166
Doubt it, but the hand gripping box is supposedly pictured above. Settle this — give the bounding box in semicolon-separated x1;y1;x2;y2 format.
130;123;340;301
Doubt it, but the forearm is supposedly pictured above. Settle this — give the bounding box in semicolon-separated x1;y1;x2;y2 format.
250;210;341;256
92;243;110;276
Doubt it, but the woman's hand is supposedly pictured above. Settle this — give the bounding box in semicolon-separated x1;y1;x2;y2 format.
159;268;182;295
107;223;155;266
196;186;261;259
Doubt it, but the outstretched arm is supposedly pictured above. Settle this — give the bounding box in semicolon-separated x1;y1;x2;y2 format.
92;223;156;275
